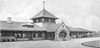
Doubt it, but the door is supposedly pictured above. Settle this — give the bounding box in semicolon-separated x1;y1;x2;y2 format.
59;31;67;39
28;32;32;40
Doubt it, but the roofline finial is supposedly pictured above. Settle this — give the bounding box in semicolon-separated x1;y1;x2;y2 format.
62;20;64;23
43;1;45;10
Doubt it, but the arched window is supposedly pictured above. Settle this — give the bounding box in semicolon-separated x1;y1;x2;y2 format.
59;31;66;38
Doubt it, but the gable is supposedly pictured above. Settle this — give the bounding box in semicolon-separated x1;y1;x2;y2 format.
56;23;70;34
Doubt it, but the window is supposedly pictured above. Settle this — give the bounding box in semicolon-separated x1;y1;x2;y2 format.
50;19;55;23
38;33;42;37
53;20;55;23
36;19;38;23
15;33;22;38
27;25;34;28
50;19;52;23
33;19;37;23
33;32;42;38
62;25;64;28
49;19;50;22
15;32;27;38
47;19;49;22
44;18;49;22
33;33;35;37
42;18;44;22
38;18;42;22
52;19;55;23
22;33;27;38
1;30;14;36
44;18;47;22
23;25;34;28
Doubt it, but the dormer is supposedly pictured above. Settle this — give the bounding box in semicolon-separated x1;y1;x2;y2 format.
22;23;34;28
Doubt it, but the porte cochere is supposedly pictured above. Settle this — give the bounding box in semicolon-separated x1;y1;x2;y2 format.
0;2;94;42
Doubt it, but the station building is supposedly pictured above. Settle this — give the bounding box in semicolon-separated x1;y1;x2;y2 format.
0;2;94;41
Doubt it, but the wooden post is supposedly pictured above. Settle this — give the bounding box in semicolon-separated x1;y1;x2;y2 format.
42;32;45;39
36;33;38;38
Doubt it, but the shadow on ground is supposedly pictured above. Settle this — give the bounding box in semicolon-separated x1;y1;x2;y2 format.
82;40;100;48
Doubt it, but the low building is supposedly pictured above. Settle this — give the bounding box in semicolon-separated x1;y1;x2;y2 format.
0;2;94;42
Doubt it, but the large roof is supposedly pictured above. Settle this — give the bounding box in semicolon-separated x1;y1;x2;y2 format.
67;26;90;32
45;23;91;32
30;9;58;20
0;21;91;32
0;21;46;31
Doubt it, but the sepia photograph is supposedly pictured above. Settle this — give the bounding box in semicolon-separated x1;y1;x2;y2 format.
0;0;100;48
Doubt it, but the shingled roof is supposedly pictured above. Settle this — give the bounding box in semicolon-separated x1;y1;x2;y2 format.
0;21;46;31
0;21;91;32
45;23;91;32
30;9;58;20
67;26;90;32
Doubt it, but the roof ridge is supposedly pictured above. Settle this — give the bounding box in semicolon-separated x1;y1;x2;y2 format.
0;20;30;23
30;9;58;20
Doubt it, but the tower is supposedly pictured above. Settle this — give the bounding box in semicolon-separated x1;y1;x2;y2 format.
30;1;58;27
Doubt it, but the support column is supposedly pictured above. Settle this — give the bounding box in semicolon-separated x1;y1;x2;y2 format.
54;32;59;41
65;32;71;41
42;32;45;39
36;33;38;38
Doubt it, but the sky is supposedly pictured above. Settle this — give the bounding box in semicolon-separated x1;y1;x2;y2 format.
0;0;100;31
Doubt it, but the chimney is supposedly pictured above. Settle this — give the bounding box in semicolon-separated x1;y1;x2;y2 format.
7;17;12;23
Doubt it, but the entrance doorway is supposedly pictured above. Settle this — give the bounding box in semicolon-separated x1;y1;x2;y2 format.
59;31;67;39
28;32;32;40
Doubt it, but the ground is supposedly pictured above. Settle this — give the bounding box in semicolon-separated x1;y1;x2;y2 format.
82;40;100;48
0;37;100;48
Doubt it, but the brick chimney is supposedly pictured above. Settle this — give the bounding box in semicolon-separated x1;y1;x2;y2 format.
7;17;12;23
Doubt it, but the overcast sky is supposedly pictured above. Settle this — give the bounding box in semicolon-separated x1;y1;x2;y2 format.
0;0;100;31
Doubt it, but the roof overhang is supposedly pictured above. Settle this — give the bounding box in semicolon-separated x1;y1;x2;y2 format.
0;28;46;31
